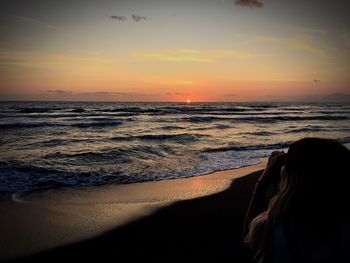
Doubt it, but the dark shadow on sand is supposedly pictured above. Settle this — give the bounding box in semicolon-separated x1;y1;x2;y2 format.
11;170;262;263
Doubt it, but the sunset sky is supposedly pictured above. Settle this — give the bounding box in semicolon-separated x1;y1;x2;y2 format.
1;0;349;102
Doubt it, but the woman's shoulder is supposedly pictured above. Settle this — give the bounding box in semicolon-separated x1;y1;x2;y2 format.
272;220;350;262
272;224;294;263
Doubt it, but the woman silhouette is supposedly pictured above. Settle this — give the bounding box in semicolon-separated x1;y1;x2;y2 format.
244;138;350;263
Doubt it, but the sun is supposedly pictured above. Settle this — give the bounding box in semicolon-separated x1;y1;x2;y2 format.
186;98;191;103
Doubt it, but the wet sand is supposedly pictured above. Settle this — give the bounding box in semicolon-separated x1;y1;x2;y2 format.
0;160;266;262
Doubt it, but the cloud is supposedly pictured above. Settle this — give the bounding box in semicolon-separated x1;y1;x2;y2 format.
92;91;151;97
132;14;147;22
138;50;212;63
0;51;113;68
12;15;38;23
235;0;263;8
47;90;72;95
44;91;154;101
166;92;191;97
12;15;62;31
252;35;332;59
110;15;127;22
136;49;255;63
110;14;147;22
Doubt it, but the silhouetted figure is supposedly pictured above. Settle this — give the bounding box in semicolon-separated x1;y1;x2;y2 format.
244;138;350;263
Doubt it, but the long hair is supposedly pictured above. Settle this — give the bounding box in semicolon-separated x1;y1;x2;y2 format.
246;138;350;263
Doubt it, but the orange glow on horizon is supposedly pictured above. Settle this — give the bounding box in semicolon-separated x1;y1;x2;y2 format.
186;99;191;103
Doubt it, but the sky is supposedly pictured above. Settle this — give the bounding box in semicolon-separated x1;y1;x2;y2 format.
0;0;350;102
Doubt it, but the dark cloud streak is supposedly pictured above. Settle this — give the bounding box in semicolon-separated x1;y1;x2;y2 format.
235;0;263;8
45;90;154;101
132;14;147;22
110;15;147;22
110;15;127;21
47;90;151;97
166;92;190;97
47;90;72;94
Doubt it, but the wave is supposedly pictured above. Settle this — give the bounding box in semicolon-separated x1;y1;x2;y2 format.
203;137;350;153
0;123;59;129
4;114;344;130
18;107;55;113
110;133;206;143
110;136;134;142
2;136;349;193
6;104;350;121
17;106;89;114
0;161;68;193
101;107;164;114
0;120;124;129
313;110;350;115
135;133;206;142
182;115;349;123
11;105;140;116
203;142;292;153
161;125;187;130
0;160;125;193
70;121;123;128
284;126;349;134
45;145;169;162
70;108;85;113
247;104;281;109
100;107;141;112
98;106;279;116
214;124;232;129
161;106;249;112
2;112;138;119
31;138;99;147
184;116;229;123
242;131;276;136
271;115;349;121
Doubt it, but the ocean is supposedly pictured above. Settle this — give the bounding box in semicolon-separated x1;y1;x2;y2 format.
0;101;349;193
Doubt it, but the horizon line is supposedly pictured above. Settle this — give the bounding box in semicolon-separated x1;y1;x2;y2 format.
0;100;348;103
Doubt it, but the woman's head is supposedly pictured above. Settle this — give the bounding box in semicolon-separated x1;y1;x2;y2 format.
285;137;348;183
272;138;350;222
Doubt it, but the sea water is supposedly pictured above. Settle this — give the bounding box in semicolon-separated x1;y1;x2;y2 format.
0;101;349;193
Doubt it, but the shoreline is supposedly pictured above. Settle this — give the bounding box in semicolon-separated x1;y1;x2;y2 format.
8;161;264;204
0;160;266;262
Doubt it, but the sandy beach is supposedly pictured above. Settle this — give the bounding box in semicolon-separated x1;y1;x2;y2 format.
0;160;266;262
